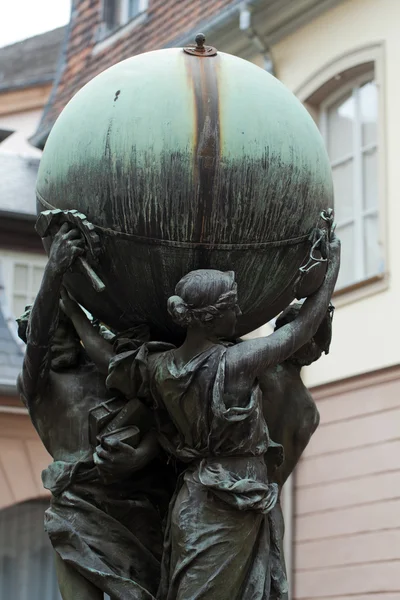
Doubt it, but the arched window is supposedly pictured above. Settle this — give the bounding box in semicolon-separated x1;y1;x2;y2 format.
297;45;386;297
0;500;61;599
320;75;380;289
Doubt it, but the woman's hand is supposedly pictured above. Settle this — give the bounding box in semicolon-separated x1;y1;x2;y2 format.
48;223;85;276
329;230;341;258
59;286;80;318
93;432;158;483
325;231;341;279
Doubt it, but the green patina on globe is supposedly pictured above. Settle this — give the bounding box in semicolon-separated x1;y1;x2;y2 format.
37;47;333;339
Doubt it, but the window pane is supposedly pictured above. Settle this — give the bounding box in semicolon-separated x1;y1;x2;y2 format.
14;264;28;292
103;0;119;29
335;224;356;289
363;147;378;211
128;0;140;17
364;214;382;278
32;266;45;293
327;91;354;161
0;501;61;600
114;0;123;24
13;294;28;317
360;80;377;147
332;160;354;223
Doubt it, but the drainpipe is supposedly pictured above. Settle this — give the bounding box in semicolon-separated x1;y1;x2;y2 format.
239;2;275;75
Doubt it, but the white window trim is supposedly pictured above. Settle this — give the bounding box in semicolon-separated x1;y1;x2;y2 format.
0;251;48;319
120;0;148;23
295;44;387;307
94;0;149;55
320;72;380;287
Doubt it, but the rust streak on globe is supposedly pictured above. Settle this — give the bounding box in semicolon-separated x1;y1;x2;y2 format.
36;46;333;341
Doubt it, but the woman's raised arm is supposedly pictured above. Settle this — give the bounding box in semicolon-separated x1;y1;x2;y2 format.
226;235;340;381
18;224;84;402
60;288;113;375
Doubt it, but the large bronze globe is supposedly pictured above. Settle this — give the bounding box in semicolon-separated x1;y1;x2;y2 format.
36;43;333;340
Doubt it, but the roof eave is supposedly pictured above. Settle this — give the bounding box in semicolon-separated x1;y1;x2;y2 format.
29;125;51;150
0;75;54;94
0;381;18;396
0;210;36;222
164;0;265;47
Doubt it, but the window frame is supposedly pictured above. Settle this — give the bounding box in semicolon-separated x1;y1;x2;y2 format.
96;0;149;51
295;44;387;305
319;72;380;288
0;251;48;319
123;0;147;23
115;0;148;28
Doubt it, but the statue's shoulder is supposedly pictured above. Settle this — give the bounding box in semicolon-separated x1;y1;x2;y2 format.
144;342;175;371
258;362;291;388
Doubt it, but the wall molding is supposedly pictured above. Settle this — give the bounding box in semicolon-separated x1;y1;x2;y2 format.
311;363;400;400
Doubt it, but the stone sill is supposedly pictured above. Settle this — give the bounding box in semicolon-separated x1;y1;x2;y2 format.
333;272;388;308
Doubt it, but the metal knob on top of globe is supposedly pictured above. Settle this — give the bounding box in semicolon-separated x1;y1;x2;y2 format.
36;35;333;341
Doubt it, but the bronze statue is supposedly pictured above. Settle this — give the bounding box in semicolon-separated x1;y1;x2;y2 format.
106;233;340;600
259;302;334;598
18;34;342;600
18;221;340;600
17;224;173;600
261;302;334;488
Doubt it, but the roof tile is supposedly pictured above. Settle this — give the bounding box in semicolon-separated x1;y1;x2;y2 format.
0;27;66;91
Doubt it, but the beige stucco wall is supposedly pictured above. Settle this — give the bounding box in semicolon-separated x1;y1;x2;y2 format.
270;0;400;387
0;411;50;510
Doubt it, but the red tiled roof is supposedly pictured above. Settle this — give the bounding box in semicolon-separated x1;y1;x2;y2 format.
32;0;235;147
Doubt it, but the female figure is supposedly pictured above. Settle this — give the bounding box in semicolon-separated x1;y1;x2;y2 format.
261;302;334;488
17;224;172;600
107;235;340;600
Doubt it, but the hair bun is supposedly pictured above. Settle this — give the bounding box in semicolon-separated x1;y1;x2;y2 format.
167;295;191;326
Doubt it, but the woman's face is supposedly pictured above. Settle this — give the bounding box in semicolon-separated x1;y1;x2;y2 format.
213;304;242;338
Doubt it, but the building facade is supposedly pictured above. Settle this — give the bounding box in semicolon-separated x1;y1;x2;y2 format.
1;1;399;599
0;28;64;598
275;2;399;598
